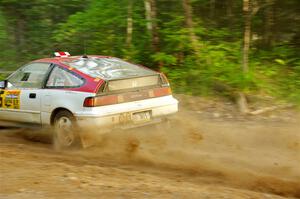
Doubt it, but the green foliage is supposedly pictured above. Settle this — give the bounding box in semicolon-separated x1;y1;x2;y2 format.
151;53;177;65
0;0;299;104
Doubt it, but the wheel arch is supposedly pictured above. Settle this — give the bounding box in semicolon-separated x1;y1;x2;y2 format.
50;107;74;126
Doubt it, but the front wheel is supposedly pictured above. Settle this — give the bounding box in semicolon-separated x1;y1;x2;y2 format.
53;110;82;150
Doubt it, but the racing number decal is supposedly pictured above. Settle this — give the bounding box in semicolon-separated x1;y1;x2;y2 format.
0;90;21;109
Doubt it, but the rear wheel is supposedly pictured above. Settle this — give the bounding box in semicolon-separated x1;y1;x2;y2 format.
53;110;82;150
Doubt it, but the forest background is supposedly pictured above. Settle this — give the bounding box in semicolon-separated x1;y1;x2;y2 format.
0;0;299;110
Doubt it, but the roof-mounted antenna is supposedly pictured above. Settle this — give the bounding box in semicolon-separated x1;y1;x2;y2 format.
82;36;88;58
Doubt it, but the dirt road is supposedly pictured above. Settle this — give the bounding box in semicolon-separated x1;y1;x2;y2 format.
0;109;299;198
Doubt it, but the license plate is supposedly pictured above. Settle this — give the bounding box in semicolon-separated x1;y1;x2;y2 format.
132;111;151;123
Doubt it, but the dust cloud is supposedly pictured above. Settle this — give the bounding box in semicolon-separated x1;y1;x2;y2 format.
1;106;299;198
73;109;300;197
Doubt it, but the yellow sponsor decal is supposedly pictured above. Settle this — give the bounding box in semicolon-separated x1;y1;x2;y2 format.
0;90;21;109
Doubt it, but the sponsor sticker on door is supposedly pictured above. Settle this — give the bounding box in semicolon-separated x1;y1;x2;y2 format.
0;90;21;109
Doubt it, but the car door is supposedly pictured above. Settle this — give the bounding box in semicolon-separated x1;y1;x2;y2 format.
0;62;52;124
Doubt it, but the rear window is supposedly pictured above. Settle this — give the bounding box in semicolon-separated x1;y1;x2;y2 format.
46;66;84;88
63;57;157;80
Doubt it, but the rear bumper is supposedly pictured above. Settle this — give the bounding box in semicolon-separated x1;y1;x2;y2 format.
74;95;178;132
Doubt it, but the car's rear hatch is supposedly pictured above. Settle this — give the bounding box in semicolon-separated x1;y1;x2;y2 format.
63;57;171;107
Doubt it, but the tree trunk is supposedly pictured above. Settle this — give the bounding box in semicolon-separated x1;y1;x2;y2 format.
264;0;274;48
210;0;215;19
237;92;249;114
239;0;252;114
150;0;160;53
226;0;233;28
226;0;233;17
126;0;133;48
144;0;152;33
144;0;160;52
182;0;200;56
144;0;162;69
242;0;251;74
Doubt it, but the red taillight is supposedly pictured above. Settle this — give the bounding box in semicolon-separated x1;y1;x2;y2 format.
83;95;118;107
83;97;95;107
153;87;172;97
94;95;118;106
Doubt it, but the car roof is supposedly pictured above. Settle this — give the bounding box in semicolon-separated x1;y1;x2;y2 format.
33;55;158;80
27;55;159;93
33;55;112;65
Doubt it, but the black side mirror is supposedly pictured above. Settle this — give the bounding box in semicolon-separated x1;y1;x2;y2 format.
0;80;7;89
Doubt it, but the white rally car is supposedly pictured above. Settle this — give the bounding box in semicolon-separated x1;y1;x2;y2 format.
0;52;178;149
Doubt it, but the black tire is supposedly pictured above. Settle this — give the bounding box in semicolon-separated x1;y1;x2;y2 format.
53;110;82;150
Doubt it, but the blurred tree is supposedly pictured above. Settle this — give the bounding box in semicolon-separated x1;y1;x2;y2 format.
0;0;299;105
182;0;200;56
263;0;274;48
242;0;251;74
126;0;133;49
144;0;161;68
0;0;88;61
237;0;252;113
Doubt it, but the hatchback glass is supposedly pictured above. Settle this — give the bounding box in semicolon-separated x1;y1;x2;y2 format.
63;57;156;80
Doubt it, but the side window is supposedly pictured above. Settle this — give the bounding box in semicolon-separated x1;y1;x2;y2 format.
7;63;51;89
46;66;84;88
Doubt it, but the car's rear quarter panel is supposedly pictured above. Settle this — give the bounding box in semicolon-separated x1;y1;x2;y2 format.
41;90;96;125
